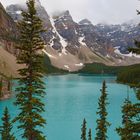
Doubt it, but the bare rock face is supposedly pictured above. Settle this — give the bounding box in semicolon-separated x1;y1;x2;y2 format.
94;23;140;53
6;1;113;58
0;3;17;39
0;2;18;55
0;0;140;72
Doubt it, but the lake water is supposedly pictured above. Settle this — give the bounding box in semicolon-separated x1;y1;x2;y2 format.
0;74;137;140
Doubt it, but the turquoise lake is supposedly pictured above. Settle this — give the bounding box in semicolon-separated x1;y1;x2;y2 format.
0;74;138;140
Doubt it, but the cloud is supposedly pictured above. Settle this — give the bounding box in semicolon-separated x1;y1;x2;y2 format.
1;0;140;24
41;0;90;22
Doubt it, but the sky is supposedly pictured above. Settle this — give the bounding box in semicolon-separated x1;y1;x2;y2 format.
1;0;140;24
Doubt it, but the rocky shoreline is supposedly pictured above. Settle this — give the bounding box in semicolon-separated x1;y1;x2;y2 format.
0;93;12;101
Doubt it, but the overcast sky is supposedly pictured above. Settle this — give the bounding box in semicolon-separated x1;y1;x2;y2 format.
1;0;140;24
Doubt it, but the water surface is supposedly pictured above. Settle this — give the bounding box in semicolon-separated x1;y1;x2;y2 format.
0;74;137;140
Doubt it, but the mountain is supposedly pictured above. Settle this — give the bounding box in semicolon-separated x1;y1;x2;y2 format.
95;22;140;53
0;2;21;77
6;1;117;71
0;2;17;39
0;0;140;72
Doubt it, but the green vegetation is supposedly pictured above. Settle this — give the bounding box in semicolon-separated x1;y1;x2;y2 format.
81;119;93;140
14;0;46;139
78;63;140;85
117;66;140;86
117;10;140;139
116;98;135;139
123;17;140;138
0;107;15;140
88;129;92;140
81;119;87;140
79;63;140;75
78;63;120;74
95;81;110;140
43;55;68;74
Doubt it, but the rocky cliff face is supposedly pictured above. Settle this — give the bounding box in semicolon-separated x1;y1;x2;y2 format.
0;2;18;55
1;0;140;72
6;1;117;71
95;22;140;53
0;3;22;77
0;75;13;100
0;3;17;40
0;3;16;38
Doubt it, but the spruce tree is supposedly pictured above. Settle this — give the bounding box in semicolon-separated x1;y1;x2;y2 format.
81;118;87;140
116;98;136;140
88;129;92;140
0;107;15;140
14;0;46;139
95;81;110;140
127;13;140;138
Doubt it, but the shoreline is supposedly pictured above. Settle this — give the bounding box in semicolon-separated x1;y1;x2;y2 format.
0;94;12;101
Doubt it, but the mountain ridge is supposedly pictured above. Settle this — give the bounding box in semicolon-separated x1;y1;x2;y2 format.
0;0;140;73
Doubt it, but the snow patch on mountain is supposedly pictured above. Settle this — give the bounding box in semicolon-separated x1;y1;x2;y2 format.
49;36;55;47
50;17;68;55
75;63;84;67
64;65;70;70
42;49;56;59
114;46;140;58
79;37;87;46
16;10;22;14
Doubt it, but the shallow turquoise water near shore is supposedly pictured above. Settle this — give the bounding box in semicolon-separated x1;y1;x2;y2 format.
0;74;137;140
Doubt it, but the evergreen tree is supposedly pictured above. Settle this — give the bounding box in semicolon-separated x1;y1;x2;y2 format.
14;0;46;139
7;77;12;92
88;129;92;140
128;40;140;55
81;118;87;140
127;12;140;138
0;77;3;97
116;98;136;140
0;107;15;140
95;81;110;140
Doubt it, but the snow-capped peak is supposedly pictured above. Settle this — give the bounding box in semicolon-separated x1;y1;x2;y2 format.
79;19;93;25
49;17;68;55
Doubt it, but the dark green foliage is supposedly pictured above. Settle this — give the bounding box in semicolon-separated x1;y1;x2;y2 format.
0;77;3;97
116;98;136;140
128;40;140;55
126;24;140;139
117;66;140;86
43;55;68;74
78;63;120;74
7;79;12;92
0;107;15;140
81;118;87;140
88;129;92;140
117;16;140;138
117;92;140;139
95;81;110;140
128;89;140;139
78;63;140;75
14;0;46;139
78;63;140;86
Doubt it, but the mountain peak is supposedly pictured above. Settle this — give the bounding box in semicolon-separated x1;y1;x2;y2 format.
53;10;71;18
79;19;92;25
52;10;73;22
63;10;70;16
